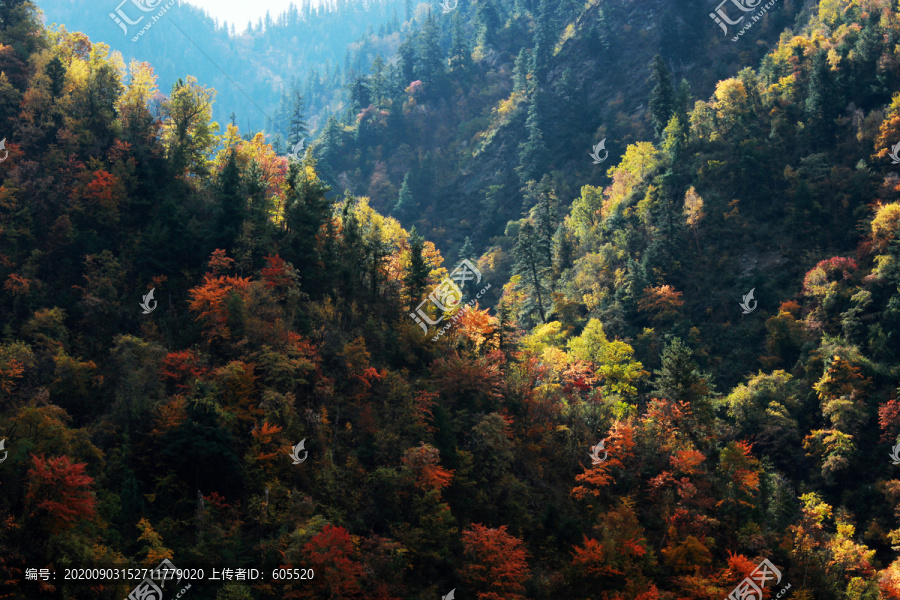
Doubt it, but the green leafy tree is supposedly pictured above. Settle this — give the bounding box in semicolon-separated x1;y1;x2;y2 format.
0;0;46;58
567;319;647;398
161;76;220;178
726;370;800;466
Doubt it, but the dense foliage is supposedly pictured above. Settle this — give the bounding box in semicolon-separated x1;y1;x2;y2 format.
3;0;900;598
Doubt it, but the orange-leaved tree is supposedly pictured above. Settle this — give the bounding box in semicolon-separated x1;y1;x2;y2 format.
715;440;761;532
401;443;454;495
188;250;252;343
569;499;653;593
572;422;635;502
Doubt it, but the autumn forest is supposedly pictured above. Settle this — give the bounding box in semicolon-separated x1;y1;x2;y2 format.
2;0;900;598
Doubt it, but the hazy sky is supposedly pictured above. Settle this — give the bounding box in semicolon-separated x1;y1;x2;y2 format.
184;0;298;28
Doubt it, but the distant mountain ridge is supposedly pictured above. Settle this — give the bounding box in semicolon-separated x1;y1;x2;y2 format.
34;0;405;132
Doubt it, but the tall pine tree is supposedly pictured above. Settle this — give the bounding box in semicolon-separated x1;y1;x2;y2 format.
448;14;472;74
648;54;675;140
417;11;445;89
405;226;430;310
513;48;530;93
513;221;551;324
394;173;415;219
517;91;548;184
397;35;417;88
216;148;245;251
530;0;553;86
289;89;309;146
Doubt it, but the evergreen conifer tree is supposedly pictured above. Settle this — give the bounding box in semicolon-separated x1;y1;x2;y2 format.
517;91;548;184
527;175;559;270
513;49;530;93
217;148;245;251
370;55;388;102
394;173;415;218
46;55;65;98
417;11;445;88
649;54;675;140
458;236;475;263
652;337;713;425
316;115;343;181
289;89;309;146
530;0;553;85
398;35;417;88
347;76;372;113
805;51;838;145
448;14;472;74
476;0;500;47
284;154;332;294
513;221;551;324
405;226;430;310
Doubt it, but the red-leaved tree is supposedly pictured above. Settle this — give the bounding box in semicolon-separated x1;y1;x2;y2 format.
460;523;531;600
25;454;97;533
293;524;365;599
159;349;208;390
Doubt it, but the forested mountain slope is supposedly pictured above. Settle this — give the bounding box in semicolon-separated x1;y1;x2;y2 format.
2;0;900;599
309;0;806;255
36;0;405;133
